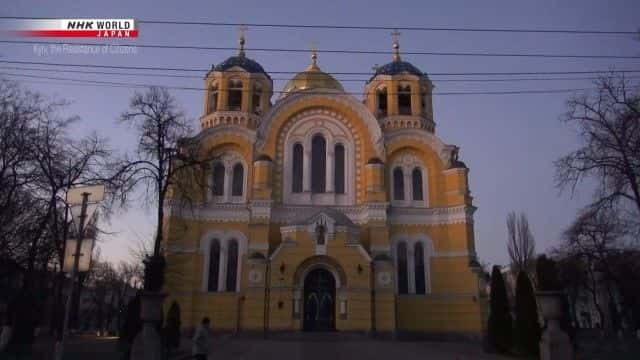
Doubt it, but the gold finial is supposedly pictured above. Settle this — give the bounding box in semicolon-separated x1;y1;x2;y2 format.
306;41;320;71
238;25;248;57
311;41;318;66
391;29;401;62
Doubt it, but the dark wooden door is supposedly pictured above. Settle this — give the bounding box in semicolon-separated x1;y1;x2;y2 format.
303;268;335;331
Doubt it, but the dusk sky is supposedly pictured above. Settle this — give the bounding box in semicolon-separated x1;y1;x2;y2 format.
2;0;639;267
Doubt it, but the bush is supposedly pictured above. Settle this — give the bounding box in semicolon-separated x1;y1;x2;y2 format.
488;266;513;353
515;271;540;356
163;301;181;350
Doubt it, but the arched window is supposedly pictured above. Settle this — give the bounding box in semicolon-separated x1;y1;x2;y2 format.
393;167;404;200
398;85;412;115
212;163;225;196
412;168;424;201
208;83;218;113
232;163;244;196
414;243;426;294
311;135;326;193
334;144;345;194
397;242;409;294
377;87;388;116
228;79;243;111
225;240;238;291
252;83;262;114
292;143;304;193
421;87;428;115
208;240;220;292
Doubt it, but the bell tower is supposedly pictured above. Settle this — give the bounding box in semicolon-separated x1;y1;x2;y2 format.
364;31;435;133
200;27;273;130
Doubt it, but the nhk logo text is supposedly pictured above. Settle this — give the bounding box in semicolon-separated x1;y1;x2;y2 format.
9;19;138;38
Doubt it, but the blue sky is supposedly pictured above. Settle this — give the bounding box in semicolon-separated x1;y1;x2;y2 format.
1;0;639;266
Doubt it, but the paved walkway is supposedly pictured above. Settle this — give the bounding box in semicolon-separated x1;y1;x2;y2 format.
172;334;509;360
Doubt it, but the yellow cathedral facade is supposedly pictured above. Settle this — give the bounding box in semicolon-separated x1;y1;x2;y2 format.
163;34;487;338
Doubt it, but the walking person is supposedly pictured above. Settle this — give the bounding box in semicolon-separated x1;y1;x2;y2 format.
0;313;13;356
192;317;212;360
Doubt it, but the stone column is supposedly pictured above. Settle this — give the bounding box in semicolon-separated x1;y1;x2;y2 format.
131;292;166;360
303;149;311;192
218;242;228;291
407;246;416;294
326;148;334;193
223;165;232;203
403;170;412;204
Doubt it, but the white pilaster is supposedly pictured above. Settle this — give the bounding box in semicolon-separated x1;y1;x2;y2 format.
407;246;416;294
403;171;412;204
326;149;334;193
223;166;232;203
218;242;228;292
303;149;311;192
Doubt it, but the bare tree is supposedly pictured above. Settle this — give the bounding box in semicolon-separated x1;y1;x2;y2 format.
561;208;629;333
555;75;640;234
507;212;536;274
116;87;214;290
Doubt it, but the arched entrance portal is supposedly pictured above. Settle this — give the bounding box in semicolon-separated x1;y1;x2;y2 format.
303;268;336;331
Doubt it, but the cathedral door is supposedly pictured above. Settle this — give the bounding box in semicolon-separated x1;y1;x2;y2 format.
303;268;335;331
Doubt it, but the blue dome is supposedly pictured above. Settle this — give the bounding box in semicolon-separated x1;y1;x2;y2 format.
369;60;424;82
213;56;270;79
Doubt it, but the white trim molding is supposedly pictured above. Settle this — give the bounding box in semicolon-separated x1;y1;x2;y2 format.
388;205;476;226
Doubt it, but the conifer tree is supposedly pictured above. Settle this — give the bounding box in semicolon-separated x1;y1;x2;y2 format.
163;301;181;351
515;271;541;356
488;266;513;353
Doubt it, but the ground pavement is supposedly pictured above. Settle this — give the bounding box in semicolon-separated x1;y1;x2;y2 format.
170;333;510;360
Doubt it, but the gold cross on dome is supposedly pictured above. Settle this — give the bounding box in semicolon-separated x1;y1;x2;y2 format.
310;41;319;66
391;29;401;43
391;29;401;61
237;25;248;56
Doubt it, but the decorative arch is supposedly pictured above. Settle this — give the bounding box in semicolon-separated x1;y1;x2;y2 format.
388;151;429;207
256;91;384;159
293;255;347;289
390;233;434;294
281;111;357;205
200;230;248;292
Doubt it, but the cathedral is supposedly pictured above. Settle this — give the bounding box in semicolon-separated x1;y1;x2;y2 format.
163;33;486;338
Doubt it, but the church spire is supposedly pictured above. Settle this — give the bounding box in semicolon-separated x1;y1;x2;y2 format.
238;25;248;57
391;29;401;62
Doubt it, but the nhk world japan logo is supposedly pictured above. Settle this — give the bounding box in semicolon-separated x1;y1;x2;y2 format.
6;19;138;38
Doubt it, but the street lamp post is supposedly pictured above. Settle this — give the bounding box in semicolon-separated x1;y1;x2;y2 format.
55;185;104;360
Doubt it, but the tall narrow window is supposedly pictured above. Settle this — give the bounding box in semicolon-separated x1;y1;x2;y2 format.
393;167;404;200
226;240;238;291
311;135;326;193
334;144;345;194
212;163;225;196
377;88;388;116
252;83;262;114
232;163;244;196
292;143;303;193
208;83;218;113
414;243;426;294
208;240;220;292
412;168;424;201
228;79;243;111
397;242;408;294
398;85;412;115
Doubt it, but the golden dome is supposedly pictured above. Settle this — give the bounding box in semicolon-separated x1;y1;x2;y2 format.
280;52;344;99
